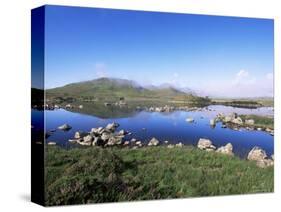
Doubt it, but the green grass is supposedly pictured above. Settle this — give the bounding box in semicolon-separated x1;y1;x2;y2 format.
240;114;274;129
212;97;274;107
45;146;273;206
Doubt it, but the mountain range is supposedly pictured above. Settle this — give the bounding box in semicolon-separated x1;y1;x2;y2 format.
46;77;199;102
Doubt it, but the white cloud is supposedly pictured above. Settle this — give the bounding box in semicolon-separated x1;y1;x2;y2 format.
196;69;273;98
95;63;108;78
233;69;256;85
237;69;249;78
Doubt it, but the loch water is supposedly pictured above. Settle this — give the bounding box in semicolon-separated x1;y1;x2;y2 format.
32;105;274;158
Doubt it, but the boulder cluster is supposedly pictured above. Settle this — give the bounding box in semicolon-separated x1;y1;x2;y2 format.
196;138;273;168
69;122;128;147
197;138;233;155
51;122;274;168
136;105;205;113
40;103;82;110
148;105;176;113
65;123;184;149
215;112;274;135
217;112;243;125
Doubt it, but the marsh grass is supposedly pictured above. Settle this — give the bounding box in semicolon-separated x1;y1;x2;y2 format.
46;146;273;206
240;114;274;129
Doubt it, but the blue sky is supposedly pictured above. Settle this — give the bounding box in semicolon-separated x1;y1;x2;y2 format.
44;5;274;97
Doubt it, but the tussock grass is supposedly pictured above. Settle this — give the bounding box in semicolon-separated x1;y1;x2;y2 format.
46;146;273;206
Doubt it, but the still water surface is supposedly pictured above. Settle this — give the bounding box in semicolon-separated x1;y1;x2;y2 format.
34;105;274;158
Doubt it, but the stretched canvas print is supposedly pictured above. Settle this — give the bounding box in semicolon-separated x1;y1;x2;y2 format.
31;5;274;206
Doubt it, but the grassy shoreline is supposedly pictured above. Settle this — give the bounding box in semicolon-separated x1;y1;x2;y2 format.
46;146;273;206
240;114;274;129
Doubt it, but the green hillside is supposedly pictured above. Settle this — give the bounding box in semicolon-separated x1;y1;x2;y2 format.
46;77;209;105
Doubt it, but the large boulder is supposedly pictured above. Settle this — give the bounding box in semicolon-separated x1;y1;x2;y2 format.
57;124;72;131
148;137;160;146
247;146;267;161
197;138;216;151
216;143;234;156
247;146;273;168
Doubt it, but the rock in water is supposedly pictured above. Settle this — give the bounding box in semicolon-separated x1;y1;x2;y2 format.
105;122;119;132
216;143;234;156
74;131;88;139
210;119;216;126
197;138;216;151
57;124;72;131
136;141;142;145
185;117;194;123
131;138;137;142
91;127;104;135
48;142;56;145
148;137;160;146
118;129;129;136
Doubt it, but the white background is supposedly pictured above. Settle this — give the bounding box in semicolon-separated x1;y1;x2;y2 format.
0;0;280;211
